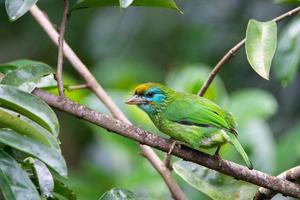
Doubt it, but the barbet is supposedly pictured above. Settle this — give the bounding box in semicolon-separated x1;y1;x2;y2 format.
126;82;253;169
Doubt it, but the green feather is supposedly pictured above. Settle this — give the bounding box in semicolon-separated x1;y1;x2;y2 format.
130;83;252;169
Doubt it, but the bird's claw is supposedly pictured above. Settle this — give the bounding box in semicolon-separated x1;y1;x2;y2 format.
163;140;179;170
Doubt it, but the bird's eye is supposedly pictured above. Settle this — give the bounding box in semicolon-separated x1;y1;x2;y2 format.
146;92;154;98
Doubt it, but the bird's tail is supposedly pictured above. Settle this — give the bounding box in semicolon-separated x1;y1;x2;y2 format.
228;134;253;169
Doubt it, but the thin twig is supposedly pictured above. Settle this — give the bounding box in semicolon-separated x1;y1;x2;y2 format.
253;166;300;200
32;88;300;199
30;5;187;200
56;0;69;97
198;6;300;96
67;83;89;91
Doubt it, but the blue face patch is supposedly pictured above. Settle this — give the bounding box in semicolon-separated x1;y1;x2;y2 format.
138;87;166;114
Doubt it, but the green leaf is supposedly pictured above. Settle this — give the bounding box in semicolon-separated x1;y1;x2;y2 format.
0;150;40;200
245;19;277;80
1;63;54;92
119;0;134;8
0;60;44;73
0;85;59;136
33;159;55;198
5;0;38;21
274;0;300;4
173;160;257;200
73;0;180;11
53;179;77;200
273;17;300;86
0;108;51;147
98;188;139;200
0;129;67;177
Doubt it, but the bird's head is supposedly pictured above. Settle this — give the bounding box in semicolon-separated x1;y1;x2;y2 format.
126;83;171;115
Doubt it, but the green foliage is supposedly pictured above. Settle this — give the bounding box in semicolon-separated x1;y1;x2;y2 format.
274;17;300;86
74;0;180;11
32;159;55;198
246;19;277;80
0;84;59;136
1;63;54;92
275;0;300;4
98;188;140;200
5;0;38;21
0;60;73;199
173;160;257;200
3;1;300;199
0;151;40;200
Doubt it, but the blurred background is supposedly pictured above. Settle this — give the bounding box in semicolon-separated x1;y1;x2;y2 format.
1;0;300;199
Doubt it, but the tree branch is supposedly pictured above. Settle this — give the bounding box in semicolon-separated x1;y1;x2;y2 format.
198;6;300;96
56;0;69;97
253;166;300;200
32;88;300;199
30;5;187;200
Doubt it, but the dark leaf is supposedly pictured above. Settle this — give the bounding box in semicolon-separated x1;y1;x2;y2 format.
33;159;55;198
273;17;300;86
1;63;54;92
0;85;59;136
53;179;77;200
0;129;67;177
173;160;257;200
73;0;180;11
98;188;139;200
0;150;40;200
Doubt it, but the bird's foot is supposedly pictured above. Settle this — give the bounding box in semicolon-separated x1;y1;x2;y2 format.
213;146;221;160
163;140;179;171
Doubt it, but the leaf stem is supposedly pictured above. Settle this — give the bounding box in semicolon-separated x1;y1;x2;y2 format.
198;6;300;96
56;0;69;97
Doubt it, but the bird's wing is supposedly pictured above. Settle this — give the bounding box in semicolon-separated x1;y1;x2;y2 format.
164;93;232;131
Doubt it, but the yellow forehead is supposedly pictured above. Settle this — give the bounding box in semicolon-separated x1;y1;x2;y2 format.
134;83;157;95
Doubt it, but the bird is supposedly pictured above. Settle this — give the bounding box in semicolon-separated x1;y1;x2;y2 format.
126;82;253;169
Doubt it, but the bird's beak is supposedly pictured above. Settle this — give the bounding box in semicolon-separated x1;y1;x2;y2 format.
125;95;147;105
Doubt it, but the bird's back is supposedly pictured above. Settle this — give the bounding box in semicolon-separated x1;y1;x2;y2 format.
160;91;237;135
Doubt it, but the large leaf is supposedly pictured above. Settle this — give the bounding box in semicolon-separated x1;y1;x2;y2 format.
32;159;55;198
273;17;300;86
0;150;40;200
0;85;59;136
0;129;67;177
5;0;38;21
0;60;45;73
98;188;139;200
245;19;277;80
1;63;54;92
74;0;180;11
173;160;257;200
0;108;51;147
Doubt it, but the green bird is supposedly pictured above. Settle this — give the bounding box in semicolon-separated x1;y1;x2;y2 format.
126;82;253;169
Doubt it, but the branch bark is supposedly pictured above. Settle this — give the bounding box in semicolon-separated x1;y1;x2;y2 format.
56;0;69;97
32;88;300;199
30;5;187;200
198;6;300;96
253;166;300;200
